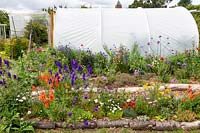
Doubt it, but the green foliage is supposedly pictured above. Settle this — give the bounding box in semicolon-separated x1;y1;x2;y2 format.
178;0;192;7
107;110;123;120
178;95;200;114
0;112;34;133
0;10;10;38
129;0;169;8
24;20;48;47
175;110;196;122
122;108;137;118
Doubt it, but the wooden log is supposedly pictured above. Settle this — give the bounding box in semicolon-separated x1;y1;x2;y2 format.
96;120;130;128
153;121;180;131
181;121;200;130
32;121;55;129
129;120;155;130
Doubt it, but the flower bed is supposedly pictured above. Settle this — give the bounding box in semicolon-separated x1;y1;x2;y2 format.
0;47;200;132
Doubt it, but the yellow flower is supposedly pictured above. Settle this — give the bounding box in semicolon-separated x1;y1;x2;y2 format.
159;91;165;95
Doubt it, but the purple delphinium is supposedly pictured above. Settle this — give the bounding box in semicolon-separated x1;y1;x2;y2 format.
82;73;86;81
7;72;11;78
71;59;78;69
87;66;92;76
48;70;52;75
93;106;98;112
71;73;76;86
59;68;62;74
0;70;3;76
55;72;59;77
0;57;2;67
68;112;72;117
83;120;89;127
84;95;89;99
4;59;9;68
0;80;3;85
64;64;68;73
77;65;82;72
13;74;17;79
72;101;76;106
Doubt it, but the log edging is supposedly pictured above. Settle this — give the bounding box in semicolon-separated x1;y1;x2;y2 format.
18;119;200;131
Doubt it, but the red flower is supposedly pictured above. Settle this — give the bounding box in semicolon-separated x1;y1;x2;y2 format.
32;85;37;91
121;103;128;108
128;100;135;107
160;57;164;61
37;48;42;53
196;47;199;51
81;44;84;47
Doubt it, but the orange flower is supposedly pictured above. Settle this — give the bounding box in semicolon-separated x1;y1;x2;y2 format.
39;91;46;102
32;85;37;91
44;100;49;108
182;98;186;102
49;89;55;101
65;83;70;89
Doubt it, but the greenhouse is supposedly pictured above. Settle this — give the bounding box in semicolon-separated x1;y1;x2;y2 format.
54;7;199;56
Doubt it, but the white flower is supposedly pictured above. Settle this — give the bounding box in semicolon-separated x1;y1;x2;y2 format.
126;99;131;102
18;99;23;102
113;107;117;111
17;95;20;98
100;102;104;105
16;99;18;101
32;91;38;96
94;99;98;103
22;96;26;100
20;118;24;120
27;111;31;115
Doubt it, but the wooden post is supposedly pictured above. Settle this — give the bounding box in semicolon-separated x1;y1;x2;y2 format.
50;11;54;48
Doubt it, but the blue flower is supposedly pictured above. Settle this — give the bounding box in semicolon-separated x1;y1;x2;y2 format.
13;74;17;79
83;120;89;127
84;95;89;99
48;70;52;75
94;106;98;112
0;57;2;67
0;80;3;85
68;112;72;117
71;59;78;69
82;73;86;81
77;65;82;72
63;64;68;73
7;72;11;78
0;70;3;76
87;66;92;76
4;59;9;68
59;68;62;74
72;101;76;106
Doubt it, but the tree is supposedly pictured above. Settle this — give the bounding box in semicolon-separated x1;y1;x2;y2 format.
178;0;192;7
24;19;48;47
0;10;10;38
129;0;172;8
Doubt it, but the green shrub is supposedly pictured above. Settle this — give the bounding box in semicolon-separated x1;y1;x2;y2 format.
175;110;197;122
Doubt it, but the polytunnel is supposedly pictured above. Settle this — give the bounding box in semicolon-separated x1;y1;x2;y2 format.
54;7;199;56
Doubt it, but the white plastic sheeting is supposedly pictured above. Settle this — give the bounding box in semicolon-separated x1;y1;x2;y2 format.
9;11;49;38
54;7;199;56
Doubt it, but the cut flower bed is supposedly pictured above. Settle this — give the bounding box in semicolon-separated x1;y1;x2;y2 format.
1;46;200;132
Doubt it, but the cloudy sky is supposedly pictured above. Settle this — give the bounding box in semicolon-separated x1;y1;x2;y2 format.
0;0;199;11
